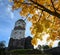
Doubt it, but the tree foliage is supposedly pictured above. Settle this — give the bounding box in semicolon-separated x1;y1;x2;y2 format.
11;0;60;47
43;45;49;49
0;41;6;55
0;41;5;48
58;41;60;47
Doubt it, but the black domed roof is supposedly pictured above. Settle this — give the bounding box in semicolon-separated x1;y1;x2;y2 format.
16;19;25;23
26;36;32;40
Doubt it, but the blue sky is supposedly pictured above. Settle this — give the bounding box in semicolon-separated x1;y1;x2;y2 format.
0;0;32;46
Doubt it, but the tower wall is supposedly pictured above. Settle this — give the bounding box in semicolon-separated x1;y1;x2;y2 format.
11;30;25;39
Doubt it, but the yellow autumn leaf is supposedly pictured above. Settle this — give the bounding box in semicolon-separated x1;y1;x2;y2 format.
19;0;24;2
49;42;53;48
9;0;12;2
31;38;37;46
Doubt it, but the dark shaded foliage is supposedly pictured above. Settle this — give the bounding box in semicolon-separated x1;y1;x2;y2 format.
43;45;49;50
0;41;5;48
0;41;6;55
7;49;42;54
58;42;60;47
44;47;60;55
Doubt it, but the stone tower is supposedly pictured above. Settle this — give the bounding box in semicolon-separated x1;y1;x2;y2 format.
8;19;26;50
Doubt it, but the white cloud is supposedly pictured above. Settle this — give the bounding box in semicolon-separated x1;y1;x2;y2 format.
6;4;14;19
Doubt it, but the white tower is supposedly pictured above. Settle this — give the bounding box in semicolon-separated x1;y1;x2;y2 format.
11;19;26;39
8;19;26;49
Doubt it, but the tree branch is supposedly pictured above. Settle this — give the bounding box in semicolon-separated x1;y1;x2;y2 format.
20;2;44;12
30;0;60;18
51;0;56;12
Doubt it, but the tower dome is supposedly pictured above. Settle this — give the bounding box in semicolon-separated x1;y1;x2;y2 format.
16;19;25;22
15;19;26;27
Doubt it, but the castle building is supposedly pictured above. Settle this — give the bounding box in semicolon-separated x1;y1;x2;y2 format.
8;19;33;50
24;36;33;49
8;19;26;50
